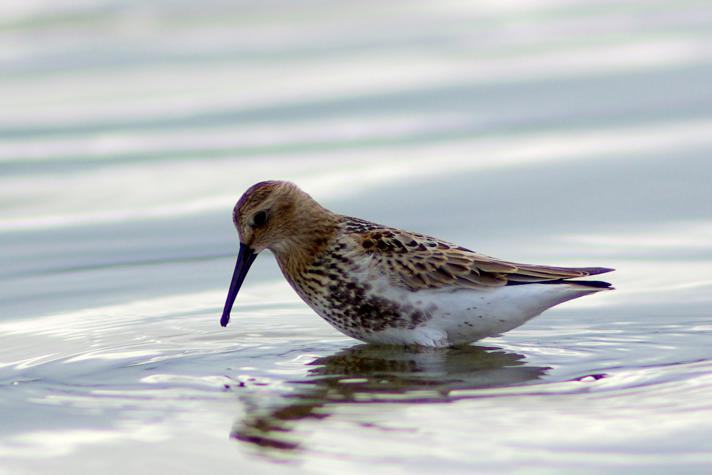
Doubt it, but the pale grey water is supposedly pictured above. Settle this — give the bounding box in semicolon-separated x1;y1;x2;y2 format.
2;1;712;474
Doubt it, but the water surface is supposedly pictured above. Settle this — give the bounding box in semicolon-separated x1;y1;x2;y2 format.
2;1;712;473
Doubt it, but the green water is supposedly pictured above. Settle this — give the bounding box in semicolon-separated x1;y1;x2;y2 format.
2;1;712;473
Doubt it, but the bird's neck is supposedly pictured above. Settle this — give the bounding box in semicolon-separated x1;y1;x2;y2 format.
271;207;341;280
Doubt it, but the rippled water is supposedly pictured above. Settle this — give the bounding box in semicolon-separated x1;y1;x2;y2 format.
2;1;712;473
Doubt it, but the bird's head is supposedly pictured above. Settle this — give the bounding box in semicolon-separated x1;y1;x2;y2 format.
221;180;336;327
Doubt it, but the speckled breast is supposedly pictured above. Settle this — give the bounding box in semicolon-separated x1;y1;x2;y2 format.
287;236;431;341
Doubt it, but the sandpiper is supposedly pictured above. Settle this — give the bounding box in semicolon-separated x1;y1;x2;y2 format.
221;181;613;347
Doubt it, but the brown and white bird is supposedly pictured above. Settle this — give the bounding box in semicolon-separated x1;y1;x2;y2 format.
221;181;613;348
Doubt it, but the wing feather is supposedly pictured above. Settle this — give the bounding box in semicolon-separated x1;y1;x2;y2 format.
345;220;613;291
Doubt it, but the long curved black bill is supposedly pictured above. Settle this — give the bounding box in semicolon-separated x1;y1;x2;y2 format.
221;243;258;327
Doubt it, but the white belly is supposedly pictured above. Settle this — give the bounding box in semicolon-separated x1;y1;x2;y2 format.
362;283;603;347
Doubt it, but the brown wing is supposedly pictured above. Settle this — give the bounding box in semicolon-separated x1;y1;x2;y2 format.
350;223;612;291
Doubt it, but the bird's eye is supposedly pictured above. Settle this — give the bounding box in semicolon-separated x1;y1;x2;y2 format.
252;210;268;228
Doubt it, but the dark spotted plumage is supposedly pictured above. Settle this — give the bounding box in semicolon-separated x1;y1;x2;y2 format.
338;217;612;291
223;180;615;347
288;223;433;339
284;215;612;340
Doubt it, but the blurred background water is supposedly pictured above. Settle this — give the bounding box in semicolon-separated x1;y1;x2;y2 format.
2;1;712;473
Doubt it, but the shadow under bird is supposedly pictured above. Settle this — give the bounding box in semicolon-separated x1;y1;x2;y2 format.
221;181;614;348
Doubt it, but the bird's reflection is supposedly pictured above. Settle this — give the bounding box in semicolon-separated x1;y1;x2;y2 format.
231;344;548;451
